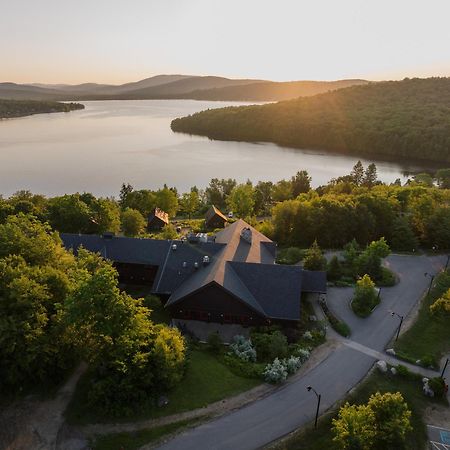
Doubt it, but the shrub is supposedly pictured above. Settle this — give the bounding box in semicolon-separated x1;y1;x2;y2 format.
251;331;288;362
222;353;264;379
429;377;446;397
207;332;222;354
293;347;311;363
352;274;379;317
303;240;327;271
284;356;302;374
334;322;351;337
276;247;304;265
229;335;257;362
421;354;437;368
379;267;396;286
263;358;288;383
430;288;450;316
302;330;313;341
319;299;351;337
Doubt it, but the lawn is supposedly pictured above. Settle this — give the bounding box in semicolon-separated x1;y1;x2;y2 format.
394;269;450;367
273;369;448;450
92;417;203;450
65;349;260;425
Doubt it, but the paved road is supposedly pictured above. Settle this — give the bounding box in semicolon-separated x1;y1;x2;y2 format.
158;255;445;450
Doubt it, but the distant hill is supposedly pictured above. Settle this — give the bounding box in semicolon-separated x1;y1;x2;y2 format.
171;77;450;164
0;75;367;102
179;79;368;101
0;99;84;119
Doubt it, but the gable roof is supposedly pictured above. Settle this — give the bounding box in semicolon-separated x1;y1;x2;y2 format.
61;219;327;322
60;233;224;295
148;207;169;224
205;205;228;223
229;262;303;320
61;233;169;266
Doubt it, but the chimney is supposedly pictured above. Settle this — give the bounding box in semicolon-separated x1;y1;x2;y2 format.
240;227;252;244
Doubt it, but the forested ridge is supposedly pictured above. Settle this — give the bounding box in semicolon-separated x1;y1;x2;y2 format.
0;99;84;118
171;77;450;163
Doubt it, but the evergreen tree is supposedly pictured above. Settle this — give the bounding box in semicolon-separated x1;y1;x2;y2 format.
363;163;378;188
303;240;327;271
291;170;312;197
350;160;365;186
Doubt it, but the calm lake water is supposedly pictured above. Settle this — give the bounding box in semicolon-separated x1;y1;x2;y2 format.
0;100;435;197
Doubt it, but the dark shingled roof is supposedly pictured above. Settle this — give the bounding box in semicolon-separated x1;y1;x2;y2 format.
61;233;169;266
301;270;327;294
60;233;224;295
61;219;327;321
229;262;303;320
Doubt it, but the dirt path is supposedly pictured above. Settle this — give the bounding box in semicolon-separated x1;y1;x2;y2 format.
0;363;88;450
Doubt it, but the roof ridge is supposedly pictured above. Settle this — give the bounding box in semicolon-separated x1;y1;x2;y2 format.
225;262;266;316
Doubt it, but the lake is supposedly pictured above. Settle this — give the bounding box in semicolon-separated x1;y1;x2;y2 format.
0;100;435;197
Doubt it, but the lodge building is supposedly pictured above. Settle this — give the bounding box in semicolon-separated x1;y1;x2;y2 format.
61;220;326;327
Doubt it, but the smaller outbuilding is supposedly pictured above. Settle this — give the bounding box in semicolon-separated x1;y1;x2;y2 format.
148;207;169;231
205;205;228;229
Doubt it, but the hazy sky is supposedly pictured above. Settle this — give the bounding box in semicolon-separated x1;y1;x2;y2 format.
2;0;450;84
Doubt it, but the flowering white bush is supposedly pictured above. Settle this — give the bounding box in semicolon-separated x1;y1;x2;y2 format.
284;356;302;374
295;347;310;363
302;331;313;340
263;358;288;383
230;335;257;362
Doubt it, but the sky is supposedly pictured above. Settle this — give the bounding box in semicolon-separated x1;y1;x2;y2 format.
1;0;450;85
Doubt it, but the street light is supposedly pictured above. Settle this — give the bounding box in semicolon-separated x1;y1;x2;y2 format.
441;358;449;379
377;287;382;301
307;385;321;428
445;255;450;270
424;272;435;296
390;311;404;341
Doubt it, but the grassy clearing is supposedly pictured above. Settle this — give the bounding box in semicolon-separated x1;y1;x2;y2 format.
66;349;260;425
92;417;203;450
395;269;450;367
273;370;448;450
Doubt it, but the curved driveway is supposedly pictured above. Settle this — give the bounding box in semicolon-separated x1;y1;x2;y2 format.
158;254;445;450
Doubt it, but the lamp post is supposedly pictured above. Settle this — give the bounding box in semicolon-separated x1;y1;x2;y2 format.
441;358;449;379
390;311;404;341
307;385;321;428
424;272;435;296
377;287;382;301
445;255;450;270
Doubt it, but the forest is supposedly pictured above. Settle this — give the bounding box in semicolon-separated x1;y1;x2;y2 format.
1;162;450;251
1;163;450;418
0;99;84;118
171;77;450;163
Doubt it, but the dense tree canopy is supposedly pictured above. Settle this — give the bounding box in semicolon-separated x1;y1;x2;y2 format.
0;99;84;119
172;77;450;163
333;392;412;450
0;214;186;415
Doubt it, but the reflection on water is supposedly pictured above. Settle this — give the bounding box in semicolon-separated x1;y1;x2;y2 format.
0;100;437;197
